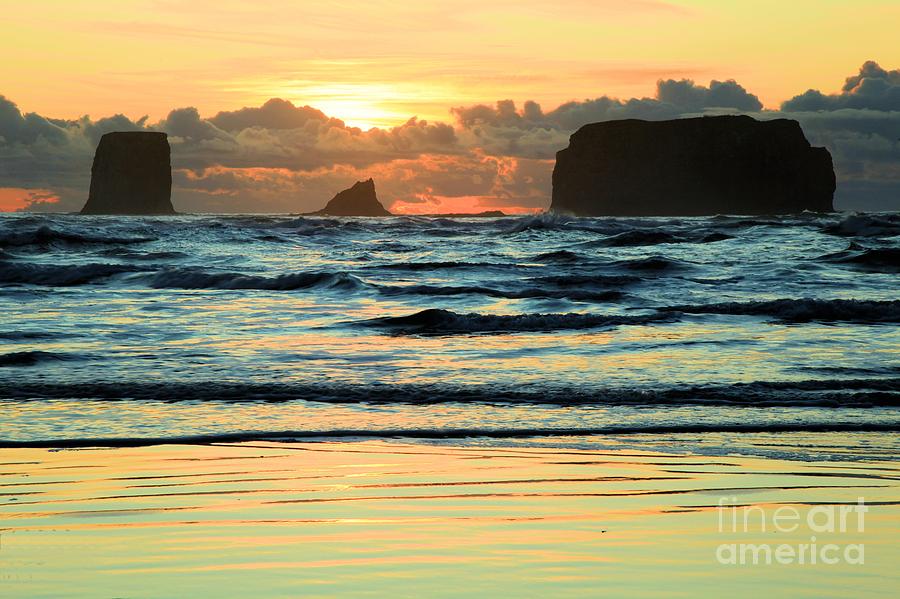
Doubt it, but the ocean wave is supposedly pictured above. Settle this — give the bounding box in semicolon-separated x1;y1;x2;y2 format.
377;284;624;302
534;252;685;271
0;225;156;248
147;268;366;291
373;261;512;271
0;331;66;340
0;262;143;286
0;351;83;367
268;216;373;234
824;214;900;238
527;274;642;287
97;248;189;261
664;298;900;323
615;256;688;271
502;213;625;235
711;215;826;229
529;250;584;263
503;213;575;234
359;308;672;334
823;244;900;272
1;379;896;406
581;230;733;248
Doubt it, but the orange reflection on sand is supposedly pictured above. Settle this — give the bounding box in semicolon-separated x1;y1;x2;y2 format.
2;440;898;595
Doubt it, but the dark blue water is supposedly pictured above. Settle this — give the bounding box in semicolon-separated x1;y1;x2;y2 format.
1;212;898;450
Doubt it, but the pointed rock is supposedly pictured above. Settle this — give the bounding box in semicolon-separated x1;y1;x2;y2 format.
310;179;391;216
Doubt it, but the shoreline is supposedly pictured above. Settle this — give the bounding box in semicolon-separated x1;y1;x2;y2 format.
2;421;900;449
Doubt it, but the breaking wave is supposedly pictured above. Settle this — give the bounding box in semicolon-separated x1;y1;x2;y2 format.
824;214;900;238
0;225;156;248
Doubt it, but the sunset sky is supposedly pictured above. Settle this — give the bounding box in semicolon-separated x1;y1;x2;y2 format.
1;0;898;213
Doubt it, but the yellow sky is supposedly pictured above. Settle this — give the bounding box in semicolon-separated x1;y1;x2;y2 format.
2;0;898;129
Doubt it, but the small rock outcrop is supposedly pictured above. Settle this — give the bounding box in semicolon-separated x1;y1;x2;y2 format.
81;132;174;215
310;179;391;216
550;115;835;216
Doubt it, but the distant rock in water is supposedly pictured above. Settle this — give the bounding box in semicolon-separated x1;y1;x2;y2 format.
81;132;174;215
550;115;835;216
424;210;507;218
310;179;391;216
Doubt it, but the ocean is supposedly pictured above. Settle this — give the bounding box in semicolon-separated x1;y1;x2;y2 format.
1;212;898;458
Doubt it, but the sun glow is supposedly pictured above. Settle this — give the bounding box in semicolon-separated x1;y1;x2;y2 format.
284;83;420;130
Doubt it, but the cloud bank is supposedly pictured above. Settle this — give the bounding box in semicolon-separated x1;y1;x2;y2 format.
2;61;898;213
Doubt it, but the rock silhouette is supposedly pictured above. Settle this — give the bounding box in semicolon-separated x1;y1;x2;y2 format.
310;179;391;216
550;115;835;216
81;132;174;215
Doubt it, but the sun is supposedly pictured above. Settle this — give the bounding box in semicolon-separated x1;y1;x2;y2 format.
286;83;411;130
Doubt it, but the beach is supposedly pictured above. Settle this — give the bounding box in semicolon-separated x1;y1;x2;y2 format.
2;435;897;598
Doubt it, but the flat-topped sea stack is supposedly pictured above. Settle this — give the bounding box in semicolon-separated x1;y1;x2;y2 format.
81;132;174;215
309;179;391;216
550;115;835;216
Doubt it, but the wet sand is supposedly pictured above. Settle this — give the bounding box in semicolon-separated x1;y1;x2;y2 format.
1;438;898;597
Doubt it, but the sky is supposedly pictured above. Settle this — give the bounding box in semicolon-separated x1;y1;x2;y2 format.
1;0;898;213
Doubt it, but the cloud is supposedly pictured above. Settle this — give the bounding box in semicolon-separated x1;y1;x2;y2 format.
0;95;68;145
449;78;763;159
5;61;900;213
172;152;550;214
452;78;761;132
208;98;336;131
782;61;900;112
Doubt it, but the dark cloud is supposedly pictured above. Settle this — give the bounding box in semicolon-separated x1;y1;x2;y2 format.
160;107;230;142
0;95;68;145
452;77;761;133
782;61;900;112
209;98;336;131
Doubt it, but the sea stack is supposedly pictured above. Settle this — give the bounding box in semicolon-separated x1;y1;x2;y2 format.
550;115;835;216
311;179;391;216
80;132;174;215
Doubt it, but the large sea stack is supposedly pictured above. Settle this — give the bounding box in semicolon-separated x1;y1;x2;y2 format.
550;115;835;216
310;179;391;216
80;132;174;215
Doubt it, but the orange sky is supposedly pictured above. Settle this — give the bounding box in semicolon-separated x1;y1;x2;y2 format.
3;1;898;129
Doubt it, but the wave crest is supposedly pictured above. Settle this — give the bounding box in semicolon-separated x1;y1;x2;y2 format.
148;268;366;291
824;214;900;238
0;225;155;248
359;308;672;334
665;298;900;323
0;262;143;286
